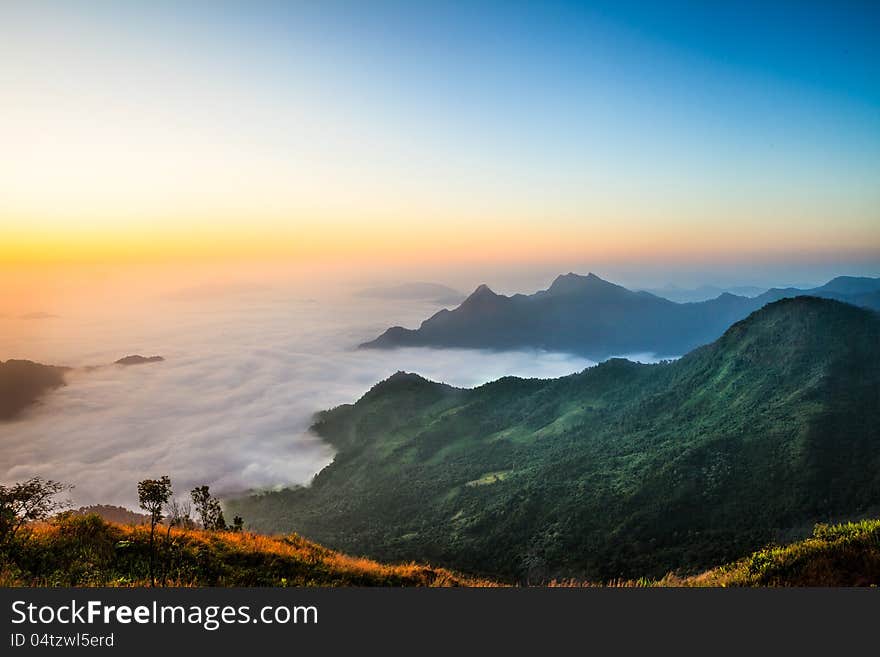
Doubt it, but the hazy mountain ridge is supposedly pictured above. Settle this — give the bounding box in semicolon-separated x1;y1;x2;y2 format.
354;282;465;305
114;355;165;366
70;505;151;526
0;360;69;420
360;273;880;358
637;284;768;303
232;297;880;581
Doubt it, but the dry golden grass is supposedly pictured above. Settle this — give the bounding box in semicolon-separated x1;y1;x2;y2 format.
6;516;498;587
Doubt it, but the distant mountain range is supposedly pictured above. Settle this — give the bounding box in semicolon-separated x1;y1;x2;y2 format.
0;360;68;420
233;297;880;581
637;284;767;303
354;282;465;305
360;273;880;359
18;312;60;320
70;505;151;525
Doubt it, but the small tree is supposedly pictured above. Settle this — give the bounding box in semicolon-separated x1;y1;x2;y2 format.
161;497;191;586
167;498;192;531
0;477;71;548
190;485;226;531
231;516;244;532
137;476;172;587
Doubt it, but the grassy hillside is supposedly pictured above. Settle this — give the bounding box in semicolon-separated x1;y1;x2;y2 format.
0;513;491;587
685;519;880;587
230;297;880;582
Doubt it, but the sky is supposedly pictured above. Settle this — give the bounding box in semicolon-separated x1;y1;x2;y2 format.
1;0;879;297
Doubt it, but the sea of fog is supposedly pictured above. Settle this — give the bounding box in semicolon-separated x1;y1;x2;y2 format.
0;289;663;509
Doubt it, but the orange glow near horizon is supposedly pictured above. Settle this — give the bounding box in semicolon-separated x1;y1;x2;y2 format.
3;211;879;269
2;214;879;353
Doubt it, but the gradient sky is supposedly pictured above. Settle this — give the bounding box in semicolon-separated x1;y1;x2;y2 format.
1;0;879;269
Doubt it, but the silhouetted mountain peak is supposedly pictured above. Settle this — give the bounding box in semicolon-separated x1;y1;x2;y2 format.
459;283;502;309
545;272;623;297
814;275;880;296
472;283;495;295
711;292;747;305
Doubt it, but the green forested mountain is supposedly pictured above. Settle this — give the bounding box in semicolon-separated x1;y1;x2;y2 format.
359;272;880;358
230;297;880;582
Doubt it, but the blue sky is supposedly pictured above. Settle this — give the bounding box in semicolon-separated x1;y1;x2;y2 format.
1;0;878;275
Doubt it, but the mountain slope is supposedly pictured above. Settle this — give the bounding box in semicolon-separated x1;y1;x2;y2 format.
360;273;880;358
0;360;68;420
231;297;880;582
